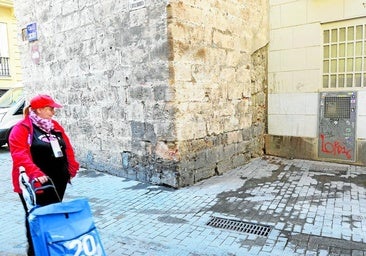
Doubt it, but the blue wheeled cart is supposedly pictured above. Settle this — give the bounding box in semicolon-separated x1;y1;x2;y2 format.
19;167;106;256
28;198;106;256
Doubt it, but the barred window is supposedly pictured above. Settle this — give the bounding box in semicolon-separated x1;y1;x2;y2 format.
323;20;366;88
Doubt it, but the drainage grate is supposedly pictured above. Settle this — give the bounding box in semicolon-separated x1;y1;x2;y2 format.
206;216;272;237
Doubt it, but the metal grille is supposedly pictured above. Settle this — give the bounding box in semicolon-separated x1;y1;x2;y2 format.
0;57;10;76
324;96;351;119
206;216;272;237
322;21;366;88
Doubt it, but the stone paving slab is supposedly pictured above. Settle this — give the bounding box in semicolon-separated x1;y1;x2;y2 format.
1;147;366;255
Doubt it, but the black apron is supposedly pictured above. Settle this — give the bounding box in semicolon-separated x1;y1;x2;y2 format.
30;124;70;206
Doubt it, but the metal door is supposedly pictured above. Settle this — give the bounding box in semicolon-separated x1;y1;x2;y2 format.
318;91;357;162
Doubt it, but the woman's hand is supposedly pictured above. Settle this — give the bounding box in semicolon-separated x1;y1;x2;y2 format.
35;175;48;184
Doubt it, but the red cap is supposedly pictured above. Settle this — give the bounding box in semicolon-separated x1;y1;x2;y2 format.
30;94;62;109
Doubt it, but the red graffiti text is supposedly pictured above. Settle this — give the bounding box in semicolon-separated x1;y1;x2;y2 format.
320;134;352;159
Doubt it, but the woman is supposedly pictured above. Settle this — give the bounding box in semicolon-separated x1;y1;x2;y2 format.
8;94;79;256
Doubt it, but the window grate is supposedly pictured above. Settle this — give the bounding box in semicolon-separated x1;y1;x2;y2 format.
206;216;272;237
324;96;351;118
322;20;366;88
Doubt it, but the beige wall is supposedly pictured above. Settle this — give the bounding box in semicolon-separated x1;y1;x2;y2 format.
0;2;22;89
168;0;268;185
169;0;268;142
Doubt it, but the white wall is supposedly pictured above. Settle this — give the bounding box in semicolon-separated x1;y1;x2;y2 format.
268;0;366;138
357;91;366;139
268;93;318;137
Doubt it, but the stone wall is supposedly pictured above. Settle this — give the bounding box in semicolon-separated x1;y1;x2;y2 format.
13;0;268;188
167;0;268;186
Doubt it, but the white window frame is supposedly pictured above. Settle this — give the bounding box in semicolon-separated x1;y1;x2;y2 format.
322;18;366;89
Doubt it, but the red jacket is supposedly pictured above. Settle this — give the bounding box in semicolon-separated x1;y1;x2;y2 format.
9;115;79;193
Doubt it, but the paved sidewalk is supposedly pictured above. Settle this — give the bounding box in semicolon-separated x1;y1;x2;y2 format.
1;147;366;255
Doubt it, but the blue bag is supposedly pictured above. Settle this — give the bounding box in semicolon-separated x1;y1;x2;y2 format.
28;198;106;256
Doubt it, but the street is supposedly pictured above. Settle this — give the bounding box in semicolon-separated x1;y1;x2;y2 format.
1;147;366;255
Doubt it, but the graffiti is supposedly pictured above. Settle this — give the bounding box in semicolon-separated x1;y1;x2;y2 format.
320;134;352;159
156;141;180;161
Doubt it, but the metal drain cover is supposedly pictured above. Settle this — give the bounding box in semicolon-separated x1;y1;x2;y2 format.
206;216;272;237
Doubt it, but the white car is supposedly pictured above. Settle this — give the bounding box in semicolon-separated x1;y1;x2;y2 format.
0;86;24;147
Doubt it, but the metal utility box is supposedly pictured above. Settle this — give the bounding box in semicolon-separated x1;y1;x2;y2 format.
318;91;357;162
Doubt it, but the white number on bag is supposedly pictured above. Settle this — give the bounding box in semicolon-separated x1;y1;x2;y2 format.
82;235;97;255
68;234;98;256
69;240;82;256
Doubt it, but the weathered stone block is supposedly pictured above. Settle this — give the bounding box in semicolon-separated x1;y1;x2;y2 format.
232;153;251;168
194;167;217;183
216;159;234;175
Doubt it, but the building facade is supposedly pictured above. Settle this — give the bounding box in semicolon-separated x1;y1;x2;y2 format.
13;0;269;187
267;0;366;164
0;0;22;90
